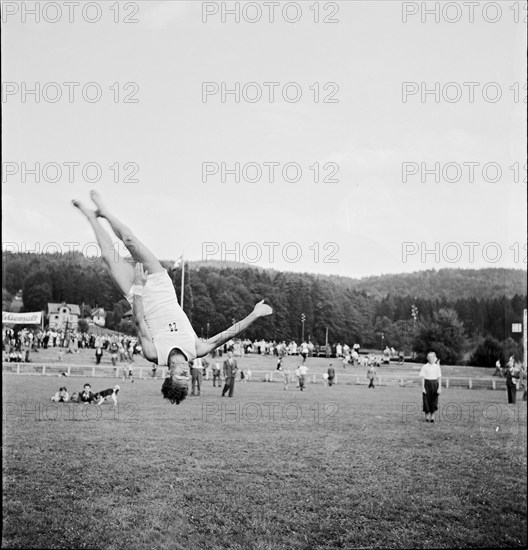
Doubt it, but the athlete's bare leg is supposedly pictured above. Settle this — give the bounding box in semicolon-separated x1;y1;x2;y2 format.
72;200;135;295
89;190;163;275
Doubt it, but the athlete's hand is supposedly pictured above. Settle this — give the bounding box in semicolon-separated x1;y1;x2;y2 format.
134;263;148;286
253;300;273;318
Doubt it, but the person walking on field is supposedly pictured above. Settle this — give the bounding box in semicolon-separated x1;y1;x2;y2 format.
73;191;272;405
298;363;308;391
419;351;442;423
221;351;238;397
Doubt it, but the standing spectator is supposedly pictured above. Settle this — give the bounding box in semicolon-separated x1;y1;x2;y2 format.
191;357;204;396
221;351;238;398
109;340;119;366
419;352;442;423
492;359;501;376
298;363;308;391
519;363;527;402
212;361;221;387
398;350;405;365
152;364;157;379
300;342;309;363
95;345;103;365
327;365;335;387
504;360;521;405
367;365;377;389
282;367;290;390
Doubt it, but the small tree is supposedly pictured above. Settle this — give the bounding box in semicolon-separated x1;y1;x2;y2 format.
470;337;502;368
413;308;466;365
77;319;90;334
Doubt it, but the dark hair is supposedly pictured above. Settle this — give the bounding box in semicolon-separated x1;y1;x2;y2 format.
161;377;188;405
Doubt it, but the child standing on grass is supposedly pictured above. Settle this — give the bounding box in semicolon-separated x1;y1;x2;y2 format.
419;352;442;423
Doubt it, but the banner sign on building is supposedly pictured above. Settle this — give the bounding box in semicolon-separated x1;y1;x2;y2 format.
2;311;42;325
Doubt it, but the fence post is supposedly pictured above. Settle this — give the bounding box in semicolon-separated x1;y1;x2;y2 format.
92;366;96;377
42;365;46;376
139;367;143;379
67;365;71;376
468;378;472;389
445;378;449;389
16;364;20;374
492;379;496;390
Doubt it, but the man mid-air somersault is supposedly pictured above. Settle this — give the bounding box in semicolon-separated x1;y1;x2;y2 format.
73;191;273;405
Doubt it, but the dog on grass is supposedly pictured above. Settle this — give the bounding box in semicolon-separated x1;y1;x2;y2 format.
93;385;120;406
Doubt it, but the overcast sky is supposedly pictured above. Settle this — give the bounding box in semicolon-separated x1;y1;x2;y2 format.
2;1;527;278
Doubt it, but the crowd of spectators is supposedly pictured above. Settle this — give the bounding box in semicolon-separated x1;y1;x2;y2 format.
2;327;140;364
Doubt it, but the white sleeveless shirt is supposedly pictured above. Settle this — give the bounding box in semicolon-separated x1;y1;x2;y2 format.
126;271;197;365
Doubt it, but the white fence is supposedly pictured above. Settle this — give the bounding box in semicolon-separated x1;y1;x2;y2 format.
2;362;508;390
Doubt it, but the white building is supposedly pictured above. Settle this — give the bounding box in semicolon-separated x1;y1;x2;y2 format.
47;303;80;330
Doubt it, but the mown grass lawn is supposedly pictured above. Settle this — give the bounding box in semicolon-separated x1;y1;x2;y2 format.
2;368;526;549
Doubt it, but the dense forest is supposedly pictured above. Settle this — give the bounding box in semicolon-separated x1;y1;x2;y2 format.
2;252;526;366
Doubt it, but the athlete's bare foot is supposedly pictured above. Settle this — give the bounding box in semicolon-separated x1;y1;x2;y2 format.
72;200;96;219
89;190;106;218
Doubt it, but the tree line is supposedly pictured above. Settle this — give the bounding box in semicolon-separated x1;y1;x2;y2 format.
2;252;526;366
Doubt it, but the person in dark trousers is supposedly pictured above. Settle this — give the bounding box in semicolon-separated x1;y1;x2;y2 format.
367;365;376;389
191;357;204;396
504;360;520;404
419;352;442;423
327;365;335;387
95;345;103;365
212;361;221;387
222;351;238;397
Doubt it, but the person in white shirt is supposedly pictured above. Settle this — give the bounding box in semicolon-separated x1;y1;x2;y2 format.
73;191;272;405
298;364;308;391
191;357;205;396
419;352;442;423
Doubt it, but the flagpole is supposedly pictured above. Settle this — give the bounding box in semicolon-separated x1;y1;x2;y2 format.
180;254;185;311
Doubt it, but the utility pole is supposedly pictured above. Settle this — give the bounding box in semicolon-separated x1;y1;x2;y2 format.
301;313;306;341
180;254;185;311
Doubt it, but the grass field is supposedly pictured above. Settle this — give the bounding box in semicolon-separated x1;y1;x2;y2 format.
2;354;527;549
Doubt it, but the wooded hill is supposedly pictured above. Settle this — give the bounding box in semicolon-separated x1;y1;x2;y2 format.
2;252;526;365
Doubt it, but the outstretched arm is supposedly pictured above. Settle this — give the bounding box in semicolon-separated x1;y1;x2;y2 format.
195;300;272;358
132;264;157;363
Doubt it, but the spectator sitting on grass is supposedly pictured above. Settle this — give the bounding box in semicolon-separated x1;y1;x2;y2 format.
80;383;95;404
51;387;69;402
